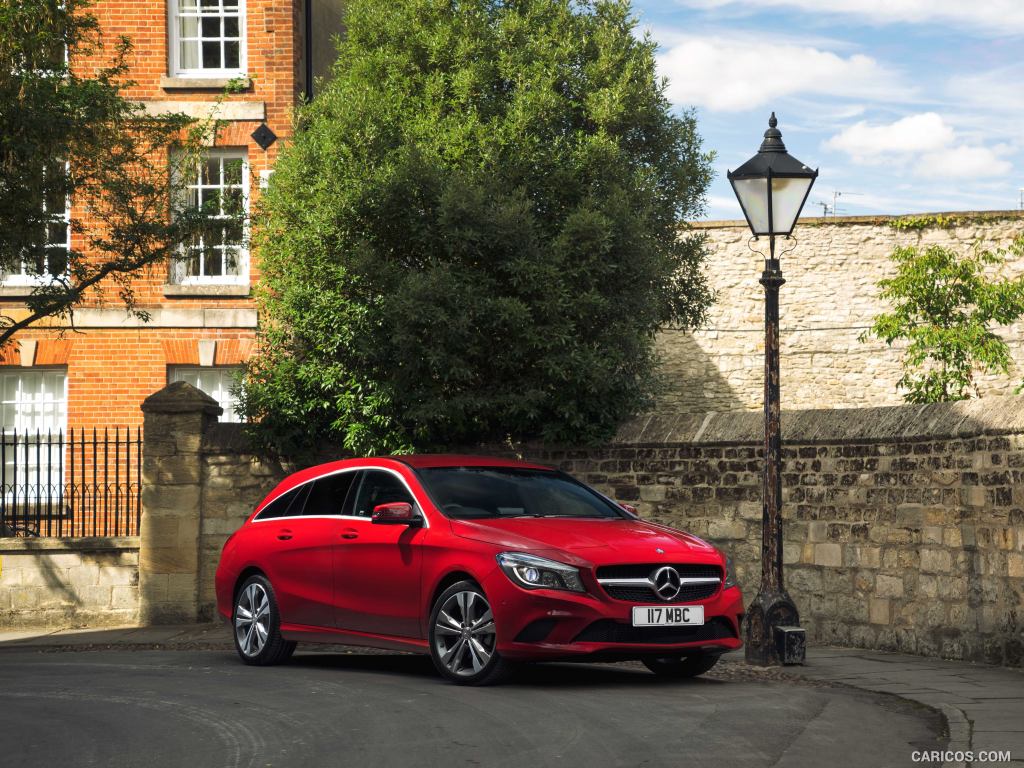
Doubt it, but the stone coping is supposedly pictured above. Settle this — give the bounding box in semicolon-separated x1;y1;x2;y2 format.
609;395;1024;446
0;536;140;553
690;209;1024;230
200;395;1024;454
203;422;256;453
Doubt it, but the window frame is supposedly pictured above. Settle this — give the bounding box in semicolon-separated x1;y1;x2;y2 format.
0;368;69;509
170;148;250;287
0;368;69;435
168;0;247;79
2;163;71;287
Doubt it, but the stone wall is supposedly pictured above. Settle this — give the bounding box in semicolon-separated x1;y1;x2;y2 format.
198;423;287;620
0;537;139;628
185;393;1024;666
657;211;1024;414
518;396;1024;666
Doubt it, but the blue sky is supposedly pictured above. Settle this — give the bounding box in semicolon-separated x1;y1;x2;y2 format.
631;0;1024;219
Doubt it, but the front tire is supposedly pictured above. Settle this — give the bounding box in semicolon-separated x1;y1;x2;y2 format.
428;580;509;685
233;574;296;666
642;653;720;678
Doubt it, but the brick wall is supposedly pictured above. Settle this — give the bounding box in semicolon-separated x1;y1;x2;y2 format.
658;211;1024;414
0;537;139;628
184;391;1024;666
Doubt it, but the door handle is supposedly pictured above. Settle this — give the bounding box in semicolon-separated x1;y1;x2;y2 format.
277;529;293;541
340;528;359;540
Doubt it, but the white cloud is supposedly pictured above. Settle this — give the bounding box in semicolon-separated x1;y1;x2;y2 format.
677;0;1024;35
915;146;1012;179
704;194;742;219
824;113;954;162
656;35;904;112
825;113;1012;180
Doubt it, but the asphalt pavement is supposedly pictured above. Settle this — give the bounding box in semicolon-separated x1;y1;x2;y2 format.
0;646;945;768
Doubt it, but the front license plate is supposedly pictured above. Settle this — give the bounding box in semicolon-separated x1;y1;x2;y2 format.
632;605;705;627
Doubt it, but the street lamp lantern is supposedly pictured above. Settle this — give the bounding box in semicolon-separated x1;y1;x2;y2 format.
728;113;818;241
728;113;817;666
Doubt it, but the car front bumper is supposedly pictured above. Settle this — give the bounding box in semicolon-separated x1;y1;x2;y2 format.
482;569;744;661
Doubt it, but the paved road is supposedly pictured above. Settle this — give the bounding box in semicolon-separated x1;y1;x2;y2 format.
0;649;943;768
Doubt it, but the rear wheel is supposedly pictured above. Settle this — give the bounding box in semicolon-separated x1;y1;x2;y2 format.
233;574;296;666
429;580;509;686
642;653;720;678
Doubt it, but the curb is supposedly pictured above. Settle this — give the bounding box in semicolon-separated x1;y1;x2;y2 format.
939;704;972;768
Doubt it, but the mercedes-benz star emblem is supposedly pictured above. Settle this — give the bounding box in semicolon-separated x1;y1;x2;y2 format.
651;565;682;601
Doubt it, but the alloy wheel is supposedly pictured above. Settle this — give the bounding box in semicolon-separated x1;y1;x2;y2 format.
235;582;270;657
433;590;496;677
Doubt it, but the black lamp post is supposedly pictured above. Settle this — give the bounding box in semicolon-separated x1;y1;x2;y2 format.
727;113;817;665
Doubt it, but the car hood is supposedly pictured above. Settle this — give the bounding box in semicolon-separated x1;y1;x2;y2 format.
449;517;719;565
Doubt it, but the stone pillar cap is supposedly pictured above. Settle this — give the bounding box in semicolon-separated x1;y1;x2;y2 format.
141;381;224;416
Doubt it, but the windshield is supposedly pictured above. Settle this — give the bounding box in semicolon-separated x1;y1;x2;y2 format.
417;467;625;520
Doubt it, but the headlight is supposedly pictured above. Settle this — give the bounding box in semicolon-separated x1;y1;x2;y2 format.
496;552;585;593
724;554;738;589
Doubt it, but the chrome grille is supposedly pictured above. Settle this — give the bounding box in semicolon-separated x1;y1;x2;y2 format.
596;563;722;603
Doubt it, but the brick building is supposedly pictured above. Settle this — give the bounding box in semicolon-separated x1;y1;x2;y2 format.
3;0;344;439
0;0;345;535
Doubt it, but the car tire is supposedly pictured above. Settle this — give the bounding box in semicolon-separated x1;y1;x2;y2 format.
641;653;720;678
428;580;510;686
232;574;296;666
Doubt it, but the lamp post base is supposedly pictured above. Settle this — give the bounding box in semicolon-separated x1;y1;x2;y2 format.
744;589;804;665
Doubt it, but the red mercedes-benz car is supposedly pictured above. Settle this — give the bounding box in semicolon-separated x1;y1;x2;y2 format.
215;455;743;685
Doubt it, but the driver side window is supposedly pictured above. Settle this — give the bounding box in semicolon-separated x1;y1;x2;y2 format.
352;470;414;518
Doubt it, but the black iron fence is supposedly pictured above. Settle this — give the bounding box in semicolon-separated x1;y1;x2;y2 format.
0;427;143;538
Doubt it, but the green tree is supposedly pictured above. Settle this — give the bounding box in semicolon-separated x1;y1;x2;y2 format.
862;237;1024;403
0;0;228;346
242;0;713;456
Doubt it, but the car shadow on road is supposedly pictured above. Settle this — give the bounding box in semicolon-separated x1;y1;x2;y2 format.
288;651;729;689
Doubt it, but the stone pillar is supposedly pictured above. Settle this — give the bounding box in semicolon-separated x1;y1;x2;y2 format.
139;382;222;624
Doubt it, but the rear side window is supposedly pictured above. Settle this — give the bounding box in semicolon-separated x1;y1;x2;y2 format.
304;471;358;516
254;484;311;520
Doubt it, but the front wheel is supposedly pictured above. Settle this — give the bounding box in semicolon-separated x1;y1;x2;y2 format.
642;653;720;678
428;580;509;685
233;574;296;666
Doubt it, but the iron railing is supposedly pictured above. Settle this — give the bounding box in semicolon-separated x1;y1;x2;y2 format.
0;427;142;538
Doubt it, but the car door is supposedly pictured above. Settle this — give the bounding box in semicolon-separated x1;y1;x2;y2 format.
259;471;358;629
333;469;426;638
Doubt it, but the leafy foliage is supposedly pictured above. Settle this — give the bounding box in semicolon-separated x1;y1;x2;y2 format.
888;214;962;232
0;0;230;345
242;0;713;456
861;238;1024;403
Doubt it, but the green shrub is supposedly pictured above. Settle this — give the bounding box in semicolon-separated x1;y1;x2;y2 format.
241;0;713;456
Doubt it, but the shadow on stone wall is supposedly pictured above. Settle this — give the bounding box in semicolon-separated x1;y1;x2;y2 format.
655;329;747;414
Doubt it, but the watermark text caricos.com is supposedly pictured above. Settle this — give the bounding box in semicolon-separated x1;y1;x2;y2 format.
912;751;1012;763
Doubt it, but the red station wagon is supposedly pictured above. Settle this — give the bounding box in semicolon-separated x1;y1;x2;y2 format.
215;455;744;685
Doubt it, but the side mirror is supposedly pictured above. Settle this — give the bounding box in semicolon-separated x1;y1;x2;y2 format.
619;503;639;518
371;502;421;526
